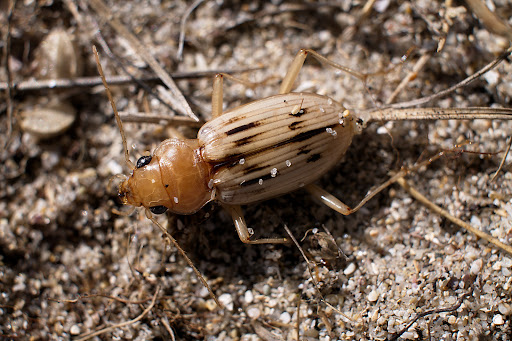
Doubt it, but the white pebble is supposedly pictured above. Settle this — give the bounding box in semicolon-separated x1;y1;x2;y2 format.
493;262;502;271
244;290;254;304
70;325;80;335
448;315;457;324
279;312;291;324
493;314;505;325
247;306;261;319
219;293;234;311
499;303;511;315
344;263;356;275
470;259;483;274
368;290;379;302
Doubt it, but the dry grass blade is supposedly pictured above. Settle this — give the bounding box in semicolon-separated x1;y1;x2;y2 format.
396;177;512;255
0;68;260;92
2;0;16;148
88;0;199;121
465;0;512;41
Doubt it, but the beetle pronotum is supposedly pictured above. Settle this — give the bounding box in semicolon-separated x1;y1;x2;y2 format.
97;47;512;247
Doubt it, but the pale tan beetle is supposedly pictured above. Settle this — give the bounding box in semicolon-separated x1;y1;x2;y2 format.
99;48;512;245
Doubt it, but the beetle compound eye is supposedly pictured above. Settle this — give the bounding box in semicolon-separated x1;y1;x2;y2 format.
149;205;168;214
136;155;152;168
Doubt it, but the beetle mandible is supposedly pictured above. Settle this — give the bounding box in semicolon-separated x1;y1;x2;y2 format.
109;49;512;244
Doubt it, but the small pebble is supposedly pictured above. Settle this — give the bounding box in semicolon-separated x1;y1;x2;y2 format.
493;314;505;325
344;263;356;275
247;306;261;319
279;312;291;324
498;303;511;315
470;259;483;274
368;290;379;302
70;325;80;335
219;293;234;311
205;299;217;312
244;290;254;304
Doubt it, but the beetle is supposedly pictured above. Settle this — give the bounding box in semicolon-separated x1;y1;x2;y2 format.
101;48;512;245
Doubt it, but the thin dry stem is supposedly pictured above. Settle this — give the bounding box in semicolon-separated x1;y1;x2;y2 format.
396;177;512;255
491;137;512;181
0;68;260;92
364;46;512;111
3;0;17;148
389;292;472;341
118;112;203;126
89;0;199;121
75;285;160;341
177;0;204;60
385;53;431;105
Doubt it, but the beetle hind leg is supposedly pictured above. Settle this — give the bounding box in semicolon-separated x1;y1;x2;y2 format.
222;204;288;244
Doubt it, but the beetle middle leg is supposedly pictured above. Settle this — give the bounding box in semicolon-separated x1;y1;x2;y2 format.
222;204;288;244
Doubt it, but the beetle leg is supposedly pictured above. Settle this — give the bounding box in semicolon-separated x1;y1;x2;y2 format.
279;50;308;94
279;49;367;95
212;74;224;118
222;204;289;244
212;73;268;118
305;184;353;215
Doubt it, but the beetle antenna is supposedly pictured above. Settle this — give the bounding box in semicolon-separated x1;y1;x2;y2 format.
145;209;224;309
93;45;135;170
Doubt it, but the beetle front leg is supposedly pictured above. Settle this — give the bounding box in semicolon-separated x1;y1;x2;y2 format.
222;204;288;244
212;73;270;119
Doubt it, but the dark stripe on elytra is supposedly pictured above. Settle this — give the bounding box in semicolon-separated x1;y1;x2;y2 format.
240;173;274;187
226;121;259;136
298;148;311;155
288;121;303;130
307;153;321;163
276;125;335;147
234;133;261;147
242;164;268;174
221;124;336;162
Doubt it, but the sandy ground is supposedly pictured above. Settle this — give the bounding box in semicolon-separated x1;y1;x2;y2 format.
2;0;512;340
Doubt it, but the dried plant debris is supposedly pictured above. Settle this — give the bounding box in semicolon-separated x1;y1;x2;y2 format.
1;0;512;340
18;28;83;138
